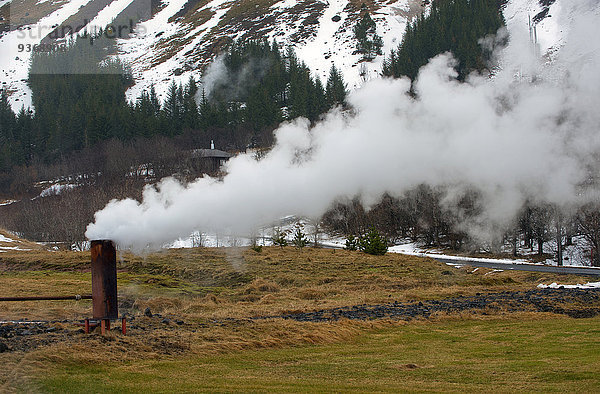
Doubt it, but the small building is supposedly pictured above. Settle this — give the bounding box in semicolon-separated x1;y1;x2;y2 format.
191;141;232;173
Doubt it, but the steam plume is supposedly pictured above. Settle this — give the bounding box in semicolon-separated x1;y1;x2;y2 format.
86;0;600;251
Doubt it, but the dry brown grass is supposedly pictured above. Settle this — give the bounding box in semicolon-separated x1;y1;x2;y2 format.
43;318;374;362
6;0;68;26
1;245;589;323
217;0;280;23
0;229;46;252
346;0;382;12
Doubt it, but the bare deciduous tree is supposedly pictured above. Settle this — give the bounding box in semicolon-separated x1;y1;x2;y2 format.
577;203;600;267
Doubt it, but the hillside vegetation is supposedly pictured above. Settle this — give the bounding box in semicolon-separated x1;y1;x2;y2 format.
384;0;506;80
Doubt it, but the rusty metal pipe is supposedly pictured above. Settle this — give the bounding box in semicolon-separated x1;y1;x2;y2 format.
0;295;92;302
91;240;118;319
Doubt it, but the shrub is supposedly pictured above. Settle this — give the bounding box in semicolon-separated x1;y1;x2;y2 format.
345;234;359;251
345;229;388;255
272;227;288;247
292;224;308;249
359;228;388;255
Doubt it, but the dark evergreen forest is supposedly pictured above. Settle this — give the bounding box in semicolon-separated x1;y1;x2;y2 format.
383;0;506;81
0;37;347;195
0;0;507;195
1;0;508;192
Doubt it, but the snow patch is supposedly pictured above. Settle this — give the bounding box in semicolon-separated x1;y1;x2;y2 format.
85;0;138;33
39;183;76;197
270;0;298;11
0;246;31;251
503;0;567;58
445;262;465;269
538;281;600;289
388;243;532;265
0;234;15;243
484;269;504;275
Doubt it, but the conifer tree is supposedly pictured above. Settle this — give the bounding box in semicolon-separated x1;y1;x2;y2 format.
15;107;35;165
288;65;311;120
134;90;158;137
353;6;383;61
0;90;17;170
309;77;328;121
326;65;347;107
149;85;161;115
359;228;388;255
182;75;199;130
292;223;308;249
0;89;15;141
162;80;183;135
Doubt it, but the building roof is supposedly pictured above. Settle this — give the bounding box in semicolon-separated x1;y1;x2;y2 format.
191;148;233;159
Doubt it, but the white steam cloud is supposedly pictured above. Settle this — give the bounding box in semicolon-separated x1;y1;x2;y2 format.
86;0;600;251
197;54;272;102
197;55;227;99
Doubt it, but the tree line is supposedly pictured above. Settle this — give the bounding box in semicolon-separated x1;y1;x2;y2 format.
322;188;600;266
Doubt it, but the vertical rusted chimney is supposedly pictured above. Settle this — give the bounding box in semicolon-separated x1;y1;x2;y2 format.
91;240;118;319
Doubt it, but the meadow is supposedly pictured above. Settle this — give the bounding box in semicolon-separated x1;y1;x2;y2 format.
1;243;598;392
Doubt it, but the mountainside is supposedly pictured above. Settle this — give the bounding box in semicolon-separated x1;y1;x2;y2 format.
0;0;561;111
1;0;422;110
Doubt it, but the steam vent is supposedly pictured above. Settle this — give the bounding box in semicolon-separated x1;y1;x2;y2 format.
90;240;118;319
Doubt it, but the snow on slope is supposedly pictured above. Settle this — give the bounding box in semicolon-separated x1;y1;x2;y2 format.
503;0;565;57
0;233;14;243
87;0;137;32
0;0;95;110
293;0;410;89
538;281;600;289
1;0;421;108
1;0;569;110
0;230;37;251
122;0;417;102
120;0;233;102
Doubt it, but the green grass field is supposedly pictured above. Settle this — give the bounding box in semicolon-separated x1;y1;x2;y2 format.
39;316;600;392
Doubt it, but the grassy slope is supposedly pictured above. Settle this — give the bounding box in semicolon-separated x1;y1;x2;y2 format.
40;316;600;392
1;245;599;391
1;246;587;321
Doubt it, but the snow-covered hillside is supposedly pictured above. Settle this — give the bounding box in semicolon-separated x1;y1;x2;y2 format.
0;0;566;111
0;0;423;110
504;0;565;56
